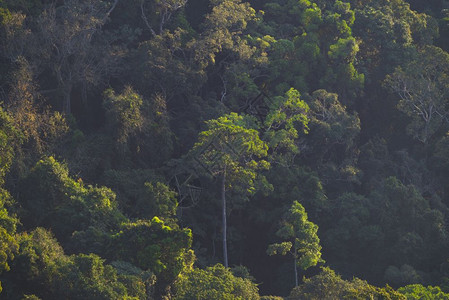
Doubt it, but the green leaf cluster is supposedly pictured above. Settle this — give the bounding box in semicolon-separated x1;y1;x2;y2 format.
174;263;260;300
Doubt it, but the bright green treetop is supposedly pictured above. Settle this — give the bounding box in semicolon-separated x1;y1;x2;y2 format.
264;88;310;163
268;200;323;272
398;284;449;300
192;112;269;193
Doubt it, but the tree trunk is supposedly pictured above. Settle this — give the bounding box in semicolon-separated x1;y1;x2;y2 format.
62;86;72;115
294;254;298;287
221;171;228;268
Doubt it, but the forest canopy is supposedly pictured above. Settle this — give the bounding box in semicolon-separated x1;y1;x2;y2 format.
0;0;449;299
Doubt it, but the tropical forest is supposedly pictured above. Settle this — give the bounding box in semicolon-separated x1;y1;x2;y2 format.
1;0;449;299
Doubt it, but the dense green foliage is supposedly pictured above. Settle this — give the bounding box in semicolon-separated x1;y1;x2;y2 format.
289;267;406;300
0;0;449;298
398;284;449;299
173;264;260;299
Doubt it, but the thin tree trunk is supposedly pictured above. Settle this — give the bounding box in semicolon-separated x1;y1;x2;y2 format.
62;86;72;115
221;170;228;268
294;255;298;287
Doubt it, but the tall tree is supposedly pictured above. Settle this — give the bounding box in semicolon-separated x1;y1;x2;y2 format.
267;201;323;287
385;46;449;144
190;112;269;267
34;0;121;114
